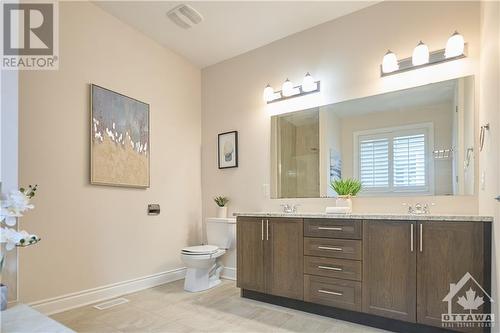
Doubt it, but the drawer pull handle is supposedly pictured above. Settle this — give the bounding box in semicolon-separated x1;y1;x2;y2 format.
318;289;343;296
318;246;343;251
318;265;342;271
317;227;343;231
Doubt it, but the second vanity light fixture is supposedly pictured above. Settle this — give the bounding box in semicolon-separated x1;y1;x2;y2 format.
263;73;320;103
381;31;466;76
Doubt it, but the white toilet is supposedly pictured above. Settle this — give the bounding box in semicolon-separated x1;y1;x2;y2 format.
181;217;236;292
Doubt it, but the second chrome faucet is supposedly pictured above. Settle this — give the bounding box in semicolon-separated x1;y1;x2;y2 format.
403;202;435;215
281;204;300;213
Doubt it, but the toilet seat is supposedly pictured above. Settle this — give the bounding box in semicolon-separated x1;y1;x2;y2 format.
181;245;219;255
181;248;225;260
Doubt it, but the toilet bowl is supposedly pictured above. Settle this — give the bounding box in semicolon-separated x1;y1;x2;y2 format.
180;218;236;292
181;245;226;292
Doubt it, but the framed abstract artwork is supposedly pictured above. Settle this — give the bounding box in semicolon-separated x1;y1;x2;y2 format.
90;84;150;188
218;131;238;169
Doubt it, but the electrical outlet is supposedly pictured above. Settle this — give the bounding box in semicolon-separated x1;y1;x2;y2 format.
481;171;486;190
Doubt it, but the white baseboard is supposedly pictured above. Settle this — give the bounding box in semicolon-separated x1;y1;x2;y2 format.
29;267;186;315
221;267;236;280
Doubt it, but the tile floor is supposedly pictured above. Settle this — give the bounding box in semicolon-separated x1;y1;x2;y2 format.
51;280;389;333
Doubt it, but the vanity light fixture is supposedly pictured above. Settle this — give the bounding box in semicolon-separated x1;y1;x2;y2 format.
380;32;467;77
412;41;430;66
263;73;321;104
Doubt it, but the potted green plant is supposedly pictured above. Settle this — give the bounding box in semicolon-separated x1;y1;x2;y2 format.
214;196;229;218
329;178;362;213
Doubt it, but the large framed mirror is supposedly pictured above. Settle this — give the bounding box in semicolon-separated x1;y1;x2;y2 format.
271;76;475;198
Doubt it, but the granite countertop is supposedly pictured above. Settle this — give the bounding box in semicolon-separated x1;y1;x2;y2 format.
233;212;493;222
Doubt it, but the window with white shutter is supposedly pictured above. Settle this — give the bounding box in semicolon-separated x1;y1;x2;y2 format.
359;138;389;189
355;124;433;195
393;134;426;189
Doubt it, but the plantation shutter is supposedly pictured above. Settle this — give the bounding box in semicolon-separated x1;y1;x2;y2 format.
393;134;426;188
359;138;389;189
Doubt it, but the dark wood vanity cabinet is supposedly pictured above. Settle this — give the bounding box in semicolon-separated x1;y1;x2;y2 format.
236;217;266;293
417;222;486;331
303;218;363;311
266;218;304;299
362;220;417;322
236;217;304;300
238;216;491;333
363;220;488;333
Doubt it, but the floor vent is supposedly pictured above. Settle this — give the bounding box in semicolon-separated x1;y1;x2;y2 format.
93;298;129;310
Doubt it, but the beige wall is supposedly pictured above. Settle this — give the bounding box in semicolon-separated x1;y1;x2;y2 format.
18;2;201;303
202;1;481;271
479;0;500;318
202;1;479;218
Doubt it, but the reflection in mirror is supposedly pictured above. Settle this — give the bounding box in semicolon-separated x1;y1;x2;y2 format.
271;76;475;198
271;109;320;198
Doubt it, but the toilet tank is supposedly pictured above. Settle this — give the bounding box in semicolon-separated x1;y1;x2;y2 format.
206;217;236;249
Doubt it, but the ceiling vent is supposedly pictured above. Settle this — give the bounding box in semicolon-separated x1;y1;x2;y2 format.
167;4;203;29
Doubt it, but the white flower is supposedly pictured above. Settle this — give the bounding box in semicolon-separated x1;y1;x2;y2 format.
0;190;34;225
0;227;39;251
1;227;23;250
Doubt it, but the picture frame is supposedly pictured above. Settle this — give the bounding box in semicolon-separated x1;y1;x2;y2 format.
218;131;238;169
90;84;150;188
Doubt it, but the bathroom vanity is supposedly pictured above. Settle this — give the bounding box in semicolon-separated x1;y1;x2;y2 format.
235;213;492;333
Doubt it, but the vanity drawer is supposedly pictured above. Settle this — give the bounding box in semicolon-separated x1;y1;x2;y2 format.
304;219;362;239
304;238;362;260
304;256;362;281
304;274;361;311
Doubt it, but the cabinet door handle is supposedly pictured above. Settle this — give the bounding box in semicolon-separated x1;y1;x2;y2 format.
318;265;342;271
318;246;343;251
318;289;343;296
266;219;269;241
317;226;343;231
410;224;414;252
419;223;423;252
261;220;264;241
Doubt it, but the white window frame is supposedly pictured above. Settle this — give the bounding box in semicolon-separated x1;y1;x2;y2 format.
353;123;435;196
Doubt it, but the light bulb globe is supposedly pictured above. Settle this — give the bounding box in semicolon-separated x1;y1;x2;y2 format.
445;31;465;58
382;50;399;73
412;41;430;66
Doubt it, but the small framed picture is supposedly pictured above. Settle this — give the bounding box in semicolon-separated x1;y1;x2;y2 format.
218;131;238;169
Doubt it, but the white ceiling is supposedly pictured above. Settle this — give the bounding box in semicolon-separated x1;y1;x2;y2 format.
95;1;377;68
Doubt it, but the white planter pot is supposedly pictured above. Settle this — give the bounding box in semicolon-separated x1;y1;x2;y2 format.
335;196;352;213
216;206;228;218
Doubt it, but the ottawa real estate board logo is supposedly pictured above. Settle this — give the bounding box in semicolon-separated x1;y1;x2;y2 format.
442;272;494;329
1;1;59;70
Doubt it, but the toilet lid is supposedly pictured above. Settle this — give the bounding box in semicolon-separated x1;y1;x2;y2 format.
181;245;219;254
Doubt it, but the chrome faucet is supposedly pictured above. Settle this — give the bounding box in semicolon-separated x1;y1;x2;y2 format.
404;202;433;215
281;204;299;213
